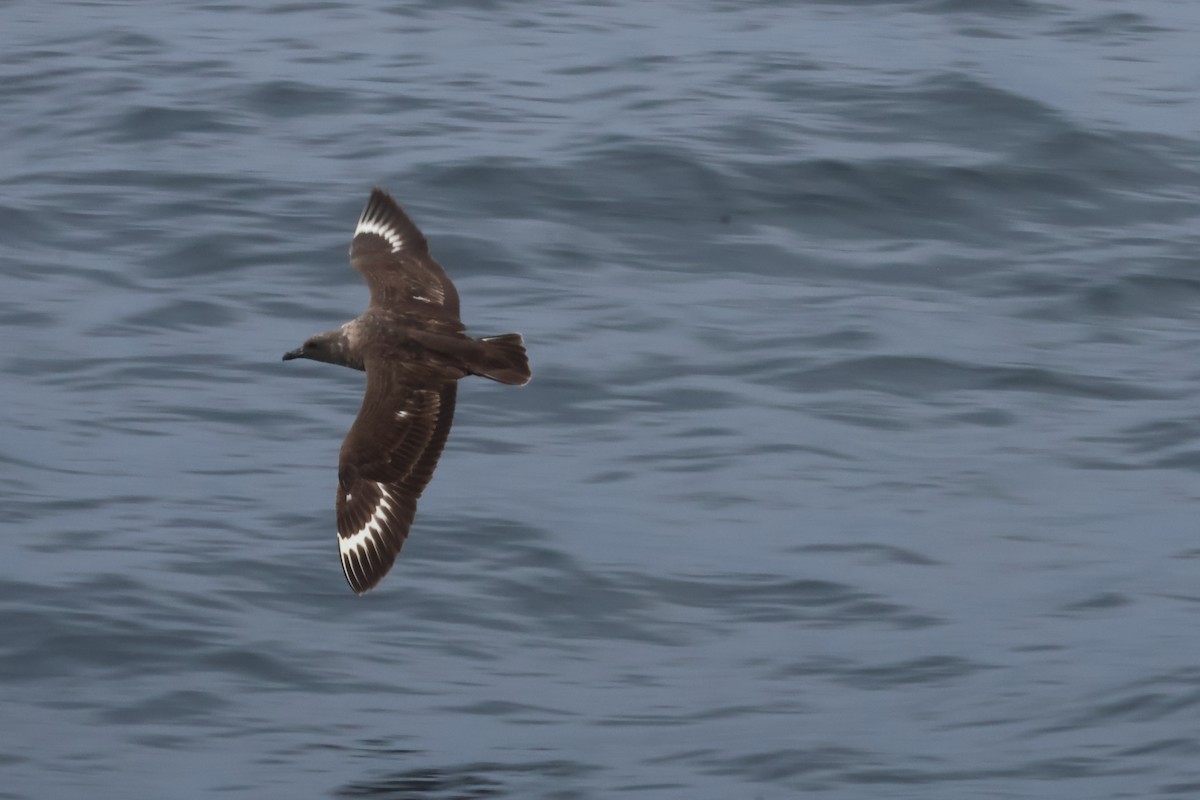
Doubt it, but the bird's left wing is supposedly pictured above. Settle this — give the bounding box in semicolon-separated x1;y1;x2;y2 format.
335;364;457;593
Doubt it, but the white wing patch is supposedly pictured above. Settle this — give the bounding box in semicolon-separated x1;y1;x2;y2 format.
355;217;404;253
339;483;395;580
408;282;443;304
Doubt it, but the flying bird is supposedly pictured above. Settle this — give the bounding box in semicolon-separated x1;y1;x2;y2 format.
284;188;530;594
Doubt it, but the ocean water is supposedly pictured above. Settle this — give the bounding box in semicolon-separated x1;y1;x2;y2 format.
3;1;1200;797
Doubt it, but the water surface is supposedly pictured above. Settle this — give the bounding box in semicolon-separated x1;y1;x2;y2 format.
2;1;1200;798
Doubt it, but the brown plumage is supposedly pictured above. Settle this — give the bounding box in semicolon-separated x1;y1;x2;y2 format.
283;188;530;594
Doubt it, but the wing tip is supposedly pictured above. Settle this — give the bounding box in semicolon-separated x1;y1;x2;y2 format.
351;186;428;258
340;540;399;595
337;482;410;594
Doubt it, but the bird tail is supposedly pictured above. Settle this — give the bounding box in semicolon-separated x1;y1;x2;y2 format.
475;333;531;386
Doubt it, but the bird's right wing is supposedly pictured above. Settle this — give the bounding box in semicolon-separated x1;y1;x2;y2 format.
349;188;462;322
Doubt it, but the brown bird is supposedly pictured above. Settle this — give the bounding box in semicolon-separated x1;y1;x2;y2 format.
283;188;530;594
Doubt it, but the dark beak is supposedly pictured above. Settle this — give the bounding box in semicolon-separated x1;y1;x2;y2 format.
282;347;304;362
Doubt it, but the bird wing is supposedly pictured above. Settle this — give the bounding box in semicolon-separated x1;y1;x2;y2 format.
335;363;457;593
349;188;462;322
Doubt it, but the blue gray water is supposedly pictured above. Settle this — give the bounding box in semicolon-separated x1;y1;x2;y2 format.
3;1;1199;798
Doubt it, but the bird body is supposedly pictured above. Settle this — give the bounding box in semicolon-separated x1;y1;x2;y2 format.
284;188;530;594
